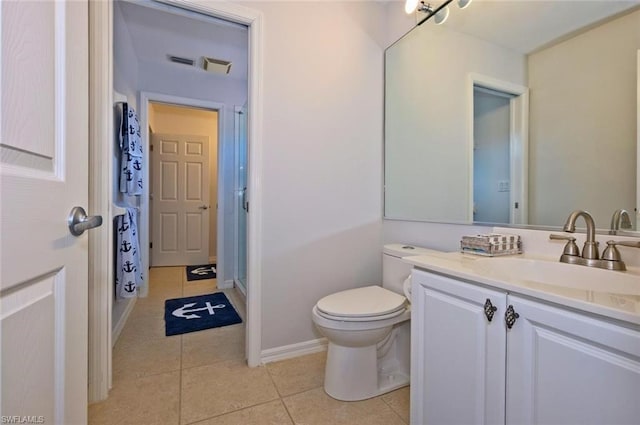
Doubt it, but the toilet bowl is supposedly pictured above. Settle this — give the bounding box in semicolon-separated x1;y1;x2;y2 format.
311;244;437;401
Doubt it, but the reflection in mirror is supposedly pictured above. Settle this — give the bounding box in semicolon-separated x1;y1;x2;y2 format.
385;1;640;232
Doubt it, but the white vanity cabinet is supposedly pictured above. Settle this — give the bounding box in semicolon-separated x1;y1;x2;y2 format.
410;270;508;425
411;268;640;425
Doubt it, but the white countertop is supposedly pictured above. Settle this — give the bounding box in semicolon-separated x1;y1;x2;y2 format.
405;252;640;326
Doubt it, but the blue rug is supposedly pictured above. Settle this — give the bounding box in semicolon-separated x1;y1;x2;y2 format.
164;292;242;336
186;264;216;281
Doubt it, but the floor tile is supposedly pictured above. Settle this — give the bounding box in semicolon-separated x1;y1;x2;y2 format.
89;371;180;425
266;351;326;397
113;335;181;383
188;400;293;425
117;313;168;343
180;359;279;425
182;279;217;297
381;386;410;424
181;324;245;369
283;387;406;425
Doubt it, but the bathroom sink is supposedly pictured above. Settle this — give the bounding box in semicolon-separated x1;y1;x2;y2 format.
472;257;640;295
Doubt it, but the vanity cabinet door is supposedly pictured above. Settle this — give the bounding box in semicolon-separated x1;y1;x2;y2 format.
411;269;507;425
506;295;640;425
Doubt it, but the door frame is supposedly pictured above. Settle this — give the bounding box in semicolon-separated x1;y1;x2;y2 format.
467;73;529;225
88;0;264;402
142;94;223;274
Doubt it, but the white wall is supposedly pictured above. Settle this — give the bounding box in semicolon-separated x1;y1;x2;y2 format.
527;9;640;228
113;2;138;109
239;1;388;350
148;103;219;260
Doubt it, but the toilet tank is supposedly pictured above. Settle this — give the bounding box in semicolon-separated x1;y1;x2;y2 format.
382;244;440;295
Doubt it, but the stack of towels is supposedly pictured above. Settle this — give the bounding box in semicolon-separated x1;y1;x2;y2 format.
460;233;522;256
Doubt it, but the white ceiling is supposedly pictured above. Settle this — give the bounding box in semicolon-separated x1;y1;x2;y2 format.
116;0;248;80
430;0;640;53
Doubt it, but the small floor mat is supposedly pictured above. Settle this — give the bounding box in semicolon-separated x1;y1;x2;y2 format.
186;264;216;281
164;292;242;336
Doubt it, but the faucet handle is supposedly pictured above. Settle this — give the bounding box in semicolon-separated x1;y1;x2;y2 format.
600;240;640;271
605;240;640;249
549;234;580;256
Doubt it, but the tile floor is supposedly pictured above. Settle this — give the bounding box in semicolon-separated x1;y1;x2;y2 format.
89;267;410;425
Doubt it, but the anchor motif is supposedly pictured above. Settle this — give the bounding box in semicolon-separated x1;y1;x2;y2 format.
133;159;142;171
123;169;133;181
118;218;130;233
137;178;143;189
190;266;216;276
172;302;226;319
124;281;136;293
120;241;132;253
123;261;137;274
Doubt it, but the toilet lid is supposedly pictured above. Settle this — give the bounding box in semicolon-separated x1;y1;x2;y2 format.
316;286;407;318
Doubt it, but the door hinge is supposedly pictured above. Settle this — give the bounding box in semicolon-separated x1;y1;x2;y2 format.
514;202;519;209
150;144;154;151
150;242;153;249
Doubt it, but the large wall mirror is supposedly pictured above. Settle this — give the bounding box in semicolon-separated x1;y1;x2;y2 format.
385;0;640;233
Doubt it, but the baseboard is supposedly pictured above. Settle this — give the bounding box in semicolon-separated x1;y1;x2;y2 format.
217;279;234;289
261;338;328;364
209;256;217;263
112;296;137;347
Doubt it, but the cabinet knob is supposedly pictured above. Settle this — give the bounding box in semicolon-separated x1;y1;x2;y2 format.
505;305;520;329
484;298;498;322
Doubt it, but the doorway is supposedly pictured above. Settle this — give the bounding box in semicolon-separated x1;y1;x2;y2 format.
473;87;512;223
148;102;219;267
468;73;529;225
87;0;265;403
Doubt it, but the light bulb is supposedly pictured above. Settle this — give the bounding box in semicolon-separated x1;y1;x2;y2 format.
434;6;449;24
458;0;473;9
405;0;420;14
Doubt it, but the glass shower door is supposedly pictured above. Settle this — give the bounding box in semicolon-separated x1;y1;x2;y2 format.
235;104;248;294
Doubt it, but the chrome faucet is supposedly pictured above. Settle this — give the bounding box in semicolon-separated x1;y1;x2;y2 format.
563;210;599;260
609;209;632;235
550;209;640;271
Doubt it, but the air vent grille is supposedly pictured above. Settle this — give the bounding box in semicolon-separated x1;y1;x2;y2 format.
203;56;232;75
168;55;195;66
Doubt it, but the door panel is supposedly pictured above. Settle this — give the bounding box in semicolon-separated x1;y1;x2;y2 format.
151;133;209;265
1;1;89;423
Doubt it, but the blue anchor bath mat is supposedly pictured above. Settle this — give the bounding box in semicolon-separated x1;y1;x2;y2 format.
164;292;242;336
186;264;217;281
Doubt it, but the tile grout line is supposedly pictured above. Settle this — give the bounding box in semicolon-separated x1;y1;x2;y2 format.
264;361;298;424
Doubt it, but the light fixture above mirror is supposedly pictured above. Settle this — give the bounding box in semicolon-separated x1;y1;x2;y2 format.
405;0;472;25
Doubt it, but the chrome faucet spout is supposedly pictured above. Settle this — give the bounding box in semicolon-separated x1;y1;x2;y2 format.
563;210;599;259
609;209;632;235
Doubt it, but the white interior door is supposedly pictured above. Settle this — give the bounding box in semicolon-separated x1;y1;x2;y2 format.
151;133;210;266
1;1;90;424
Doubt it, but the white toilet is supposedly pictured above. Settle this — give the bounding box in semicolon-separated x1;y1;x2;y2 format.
311;244;436;401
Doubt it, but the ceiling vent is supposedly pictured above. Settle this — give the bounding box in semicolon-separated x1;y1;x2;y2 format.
168;55;195;66
203;57;232;75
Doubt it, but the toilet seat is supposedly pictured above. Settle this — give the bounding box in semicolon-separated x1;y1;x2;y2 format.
316;286;407;322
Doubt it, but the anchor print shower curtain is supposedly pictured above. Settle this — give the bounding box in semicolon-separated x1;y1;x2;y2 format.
116;208;143;298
